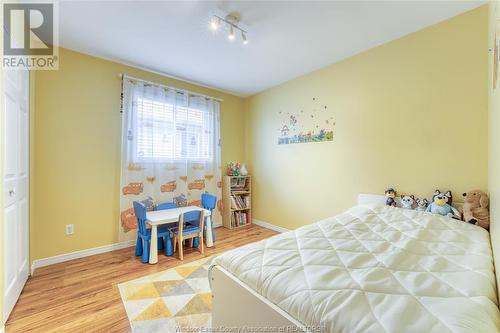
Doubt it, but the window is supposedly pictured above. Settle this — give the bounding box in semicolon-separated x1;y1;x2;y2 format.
133;97;214;162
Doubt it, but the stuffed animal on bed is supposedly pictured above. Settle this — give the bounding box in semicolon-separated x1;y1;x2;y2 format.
415;198;429;212
385;188;397;207
426;189;460;218
400;195;415;209
462;190;490;230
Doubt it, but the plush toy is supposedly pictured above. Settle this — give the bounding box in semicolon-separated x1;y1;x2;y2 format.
415;198;429;212
462;190;490;230
226;161;241;176
426;189;460;218
385;188;397;207
400;195;415;209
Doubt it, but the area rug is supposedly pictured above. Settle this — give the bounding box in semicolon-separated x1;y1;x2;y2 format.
118;256;216;333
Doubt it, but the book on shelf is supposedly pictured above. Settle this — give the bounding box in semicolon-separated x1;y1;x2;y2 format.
230;195;250;209
230;177;248;190
231;211;248;227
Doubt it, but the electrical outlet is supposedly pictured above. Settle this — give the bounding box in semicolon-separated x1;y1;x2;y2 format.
65;224;74;235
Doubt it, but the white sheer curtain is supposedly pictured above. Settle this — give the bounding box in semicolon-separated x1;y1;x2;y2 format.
119;77;222;242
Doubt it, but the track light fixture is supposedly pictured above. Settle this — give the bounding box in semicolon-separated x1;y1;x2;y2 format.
210;13;248;45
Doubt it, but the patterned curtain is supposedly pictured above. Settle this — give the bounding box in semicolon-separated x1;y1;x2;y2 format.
119;77;222;242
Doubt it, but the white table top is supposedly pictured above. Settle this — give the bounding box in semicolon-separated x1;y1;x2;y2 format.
146;206;211;226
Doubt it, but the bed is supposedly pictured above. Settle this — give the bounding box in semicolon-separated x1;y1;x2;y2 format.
209;201;500;332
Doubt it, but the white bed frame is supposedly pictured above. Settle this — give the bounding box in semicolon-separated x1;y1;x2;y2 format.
210;194;499;330
209;194;388;332
209;265;304;330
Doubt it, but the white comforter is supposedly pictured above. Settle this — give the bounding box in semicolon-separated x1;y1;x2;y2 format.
214;205;500;333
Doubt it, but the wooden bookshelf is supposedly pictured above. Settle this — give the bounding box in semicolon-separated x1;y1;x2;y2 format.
222;175;252;229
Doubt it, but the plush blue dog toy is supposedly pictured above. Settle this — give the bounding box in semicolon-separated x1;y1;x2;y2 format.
426;189;460;218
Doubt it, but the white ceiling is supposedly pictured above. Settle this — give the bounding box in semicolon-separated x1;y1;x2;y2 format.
59;1;484;96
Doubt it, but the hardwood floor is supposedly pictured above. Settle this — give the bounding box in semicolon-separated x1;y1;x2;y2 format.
6;225;277;333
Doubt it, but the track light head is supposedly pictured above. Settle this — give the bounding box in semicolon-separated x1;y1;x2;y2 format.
242;31;248;45
210;17;220;31
228;24;235;40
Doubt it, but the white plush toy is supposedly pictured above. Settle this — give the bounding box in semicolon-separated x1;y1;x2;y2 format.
400;195;415;209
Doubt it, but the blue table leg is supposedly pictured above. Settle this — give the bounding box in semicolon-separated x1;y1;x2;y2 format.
141;240;150;263
211;218;215;242
165;233;173;256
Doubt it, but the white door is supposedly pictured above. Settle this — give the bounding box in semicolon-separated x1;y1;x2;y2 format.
3;69;29;320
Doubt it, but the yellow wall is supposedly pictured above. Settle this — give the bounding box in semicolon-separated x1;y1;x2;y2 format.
33;48;246;260
245;6;489;230
488;1;500;301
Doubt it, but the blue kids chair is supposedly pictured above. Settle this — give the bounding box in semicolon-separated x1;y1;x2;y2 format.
171;210;205;260
133;201;172;263
157;202;176;210
191;193;217;248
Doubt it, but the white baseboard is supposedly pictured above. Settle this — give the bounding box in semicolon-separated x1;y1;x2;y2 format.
253;219;289;233
31;240;136;274
31;222;224;274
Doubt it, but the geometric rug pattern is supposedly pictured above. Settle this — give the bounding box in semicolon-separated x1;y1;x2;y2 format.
118;256;215;333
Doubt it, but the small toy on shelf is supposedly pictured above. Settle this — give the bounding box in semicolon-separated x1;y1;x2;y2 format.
426;189;460;218
239;163;249;176
462;190;490;230
400;195;415;209
226;161;241;176
415;198;429;212
385;188;397;207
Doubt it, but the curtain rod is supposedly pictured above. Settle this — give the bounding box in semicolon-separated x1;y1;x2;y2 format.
120;73;224;102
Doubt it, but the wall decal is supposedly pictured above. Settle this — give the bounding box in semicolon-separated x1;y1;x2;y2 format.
277;97;336;145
